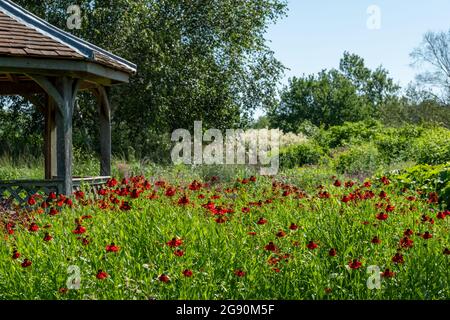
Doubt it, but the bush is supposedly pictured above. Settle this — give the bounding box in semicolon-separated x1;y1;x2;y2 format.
390;162;450;208
279;142;324;169
333;143;381;176
410;127;450;165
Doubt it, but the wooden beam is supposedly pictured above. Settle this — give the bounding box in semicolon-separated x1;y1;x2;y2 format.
26;74;64;115
0;57;131;84
96;86;112;176
44;95;57;179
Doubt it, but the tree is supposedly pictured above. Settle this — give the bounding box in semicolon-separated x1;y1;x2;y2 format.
269;52;399;132
5;0;287;162
411;30;450;102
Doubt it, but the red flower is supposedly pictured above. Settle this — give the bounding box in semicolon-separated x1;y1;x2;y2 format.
96;270;108;280
348;259;362;269
159;274;170;283
106;243;120;253
385;204;395;212
381;269;395;278
363;181;372;188
247;232;257;236
376;212;388;221
58;287;68;294
21;259;32;268
380;176;390;185
215;217;226;223
428;192;439;204
392;253;404;264
333;180;342;187
64;198;73;206
174;249;184;257
399;237;413;249
120;201;131;211
306;241;318;250
49;208;59;216
371;236;381;244
437;211;446;220
241;207;250;213
27;197;36;206
404;229;413;237
165;187;176;197
182;269;193;277
257;217;267;225
72;225;86;234
167;237;183;248
379;191;387;199
324;287;333;294
289;223;298;230
12;250;20;260
81;237;90;246
178;196;190;205
81;215;92;220
131;189;141;199
29;223;39;232
276;230;286;238
264;242;278;252
234;269;246;277
48;192;57;200
107;178;118;188
444;248;450;255
43;233;53;242
422;231;433;240
328;248;337;257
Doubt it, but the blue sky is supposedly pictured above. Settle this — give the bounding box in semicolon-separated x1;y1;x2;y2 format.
266;0;450;90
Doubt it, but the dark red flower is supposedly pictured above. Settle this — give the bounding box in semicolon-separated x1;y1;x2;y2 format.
96;270;108;280
247;232;257;236
443;248;450;255
167;237;183;248
422;231;433;240
21;259;32;268
380;176;390;185
215;217;226;223
72;225;86;234
234;269;246;277
182;269;193;277
307;241;318;250
376;212;388;221
385;204;395;212
428;192;439;204
328;248;337;257
371;236;381;244
159;274;170;283
131;189;141;199
348;259;362;269
12;250;20;260
404;229;413;237
437;211;446;220
392;253;404;264
399;237;413;249
49;208;58;216
241;207;250;213
58;287;68;294
257;217;267;225
165;187;176;197
178;195;190;205
106;243;120;253
289;223;299;230
174;249;184;257
48;192;57;200
325;287;332;294
379;191;387;199
363;181;372;188
276;230;286;238
264;242;278;252
29;223;39;232
333;180;342;187
381;269;395;278
81;215;92;220
43;233;53;242
120;201;131;211
27;197;36;206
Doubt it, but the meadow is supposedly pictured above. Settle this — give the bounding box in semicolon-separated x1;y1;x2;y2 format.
0;167;448;300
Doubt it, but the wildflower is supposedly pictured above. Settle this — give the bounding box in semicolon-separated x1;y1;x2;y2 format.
404;229;413;237
12;250;20;260
215;217;226;223
376;212;388;221
165;187;176;197
307;241;318;250
167;237;183;248
399;237;413;249
159;274;170;283
348;259;362;269
72;225;86;234
381;176;390;185
289;223;299;230
107;178;118;188
428;192;439;204
385;204;395;212
422;231;433;240
257;217;268;225
43;233;53;242
241;207;250;213
264;242;278;252
276;230;286;238
443;248;450;255
379;191;387;199
58;287;68;294
333;180;342;187
29;223;39;232
27;197;36;206
381;269;395;278
49;208;58;216
182;269;193;277
177;196;190;205
325;287;332;294
120;201;131;211
174;249;184;257
96;270;108;280
329;248;337;257
392;253;404;264
234;269;246;277
371;236;381;244
247;232;257;236
106;243;120;253
21;259;32;268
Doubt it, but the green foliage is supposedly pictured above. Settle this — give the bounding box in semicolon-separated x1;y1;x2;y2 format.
3;0;288;162
390;163;450;208
279;141;324;169
333;143;381;176
269;52;399;131
410;127;450;165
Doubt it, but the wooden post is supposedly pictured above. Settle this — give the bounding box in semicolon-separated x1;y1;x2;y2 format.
97;86;112;176
44;95;57;179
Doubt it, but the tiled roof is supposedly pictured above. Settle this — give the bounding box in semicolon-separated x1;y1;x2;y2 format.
0;0;136;75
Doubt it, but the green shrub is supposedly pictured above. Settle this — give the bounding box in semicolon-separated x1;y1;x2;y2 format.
333;143;381;176
410;127;450;165
279;142;324;169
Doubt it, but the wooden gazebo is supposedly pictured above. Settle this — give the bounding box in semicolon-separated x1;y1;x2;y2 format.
0;0;136;200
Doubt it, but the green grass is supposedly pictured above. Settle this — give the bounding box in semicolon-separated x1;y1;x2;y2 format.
0;172;448;300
